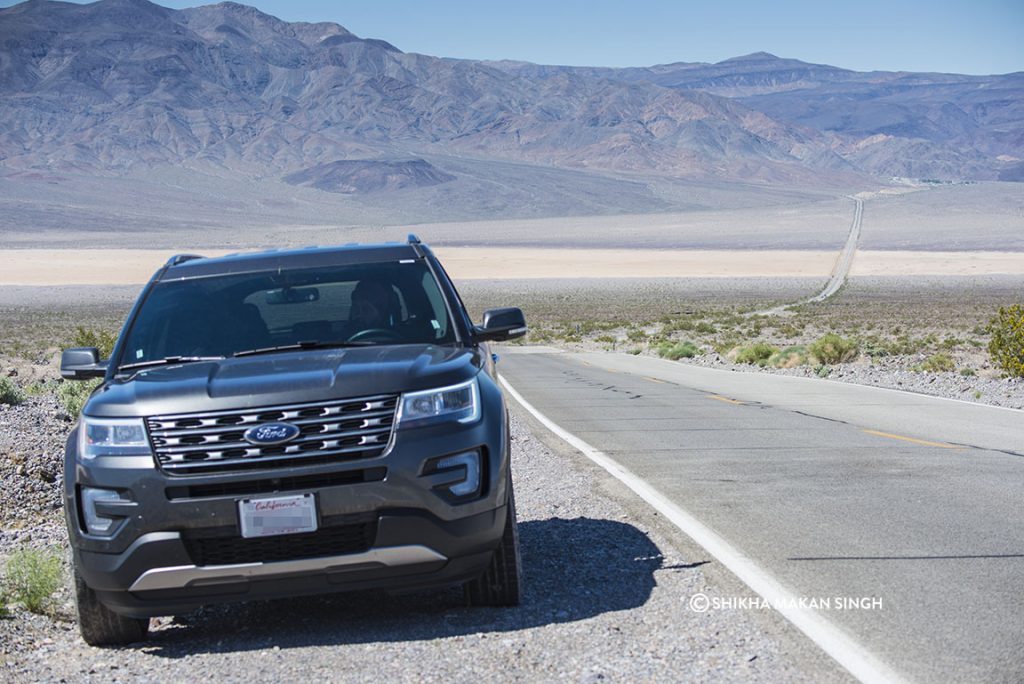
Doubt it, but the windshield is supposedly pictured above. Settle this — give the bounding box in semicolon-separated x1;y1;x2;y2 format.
119;259;456;366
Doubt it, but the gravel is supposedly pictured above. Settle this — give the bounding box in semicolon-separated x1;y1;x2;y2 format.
0;395;70;534
0;402;842;682
679;353;1024;410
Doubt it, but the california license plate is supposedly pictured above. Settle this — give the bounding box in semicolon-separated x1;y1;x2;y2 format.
239;494;317;539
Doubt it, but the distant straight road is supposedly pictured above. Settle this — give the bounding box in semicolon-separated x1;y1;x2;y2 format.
498;348;1024;683
759;195;863;315
807;196;863;303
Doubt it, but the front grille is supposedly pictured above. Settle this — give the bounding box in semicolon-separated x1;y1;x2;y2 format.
183;518;378;566
147;394;399;475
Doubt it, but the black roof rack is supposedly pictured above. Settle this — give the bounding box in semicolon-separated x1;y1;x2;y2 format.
407;233;426;258
166;254;205;267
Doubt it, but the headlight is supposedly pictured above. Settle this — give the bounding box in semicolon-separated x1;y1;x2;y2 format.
398;378;480;429
78;416;149;461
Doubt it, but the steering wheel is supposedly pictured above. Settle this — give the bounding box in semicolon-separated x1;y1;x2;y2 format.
347;328;404;343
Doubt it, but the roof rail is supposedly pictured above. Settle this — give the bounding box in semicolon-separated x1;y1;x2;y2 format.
407;233;426;258
166;254;204;267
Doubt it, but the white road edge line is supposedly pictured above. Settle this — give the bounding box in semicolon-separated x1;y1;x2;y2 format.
500;374;907;684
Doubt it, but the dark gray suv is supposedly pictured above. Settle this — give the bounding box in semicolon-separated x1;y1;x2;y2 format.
60;236;527;646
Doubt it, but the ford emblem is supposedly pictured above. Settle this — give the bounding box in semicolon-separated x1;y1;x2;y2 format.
244;422;301;446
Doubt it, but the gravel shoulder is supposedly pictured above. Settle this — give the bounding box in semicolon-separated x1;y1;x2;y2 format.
0;399;847;682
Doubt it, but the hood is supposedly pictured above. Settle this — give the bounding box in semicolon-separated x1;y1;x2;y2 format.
85;344;484;418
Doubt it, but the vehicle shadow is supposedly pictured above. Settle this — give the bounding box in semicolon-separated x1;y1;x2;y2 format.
139;516;673;656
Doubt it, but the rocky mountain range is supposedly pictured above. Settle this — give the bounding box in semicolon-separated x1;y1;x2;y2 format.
0;0;1021;196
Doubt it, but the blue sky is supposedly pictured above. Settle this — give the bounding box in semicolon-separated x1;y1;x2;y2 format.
3;0;1022;74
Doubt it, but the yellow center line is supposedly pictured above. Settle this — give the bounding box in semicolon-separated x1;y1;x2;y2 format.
862;429;961;449
642;376;666;384
709;395;744;405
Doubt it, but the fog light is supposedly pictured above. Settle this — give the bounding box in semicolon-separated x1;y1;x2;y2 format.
80;487;128;535
431;451;481;498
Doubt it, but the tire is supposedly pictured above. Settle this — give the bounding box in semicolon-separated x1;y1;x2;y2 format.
72;566;149;647
464;487;522;607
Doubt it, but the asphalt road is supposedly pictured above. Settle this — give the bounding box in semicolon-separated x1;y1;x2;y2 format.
760;195;863;315
497;347;1024;684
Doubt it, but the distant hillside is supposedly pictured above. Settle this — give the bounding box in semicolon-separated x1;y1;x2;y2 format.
283;159;455;193
0;0;1020;189
490;53;1024;182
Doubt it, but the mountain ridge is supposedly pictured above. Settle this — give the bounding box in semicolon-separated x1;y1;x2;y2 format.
0;0;1020;188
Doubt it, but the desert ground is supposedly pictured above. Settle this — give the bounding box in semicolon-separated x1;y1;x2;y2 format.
1;248;1023;287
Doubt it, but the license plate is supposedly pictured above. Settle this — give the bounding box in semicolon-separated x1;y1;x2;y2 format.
239;494;317;539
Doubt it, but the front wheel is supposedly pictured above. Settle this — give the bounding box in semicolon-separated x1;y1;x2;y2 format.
464;488;522;607
73;566;149;647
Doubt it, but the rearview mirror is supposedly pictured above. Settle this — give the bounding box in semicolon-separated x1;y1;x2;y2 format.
475;308;527;342
60;347;107;380
266;286;320;305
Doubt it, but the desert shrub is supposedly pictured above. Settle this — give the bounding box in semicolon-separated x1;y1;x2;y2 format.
23;381;50;396
774;322;804;338
858;335;889;358
657;341;698;361
4;547;64;615
711;312;745;328
712;339;737;356
694;322;717;335
768;345;809;369
809;333;859;364
733;342;778;366
893;336;931;355
69;326;118;358
662;317;695;333
527;327;552;343
988;305;1024;378
960;368;976;377
578;320;620;335
57;378;101;416
0;377;25;406
915;352;955;373
626;328;648;342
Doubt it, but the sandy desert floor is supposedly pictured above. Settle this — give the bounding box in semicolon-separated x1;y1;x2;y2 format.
2;248;1024;286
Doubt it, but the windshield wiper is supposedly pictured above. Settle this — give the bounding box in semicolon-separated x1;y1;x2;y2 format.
118;356;225;371
232;340;376;358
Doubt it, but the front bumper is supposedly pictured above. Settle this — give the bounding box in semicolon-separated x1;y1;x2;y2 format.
74;506;506;618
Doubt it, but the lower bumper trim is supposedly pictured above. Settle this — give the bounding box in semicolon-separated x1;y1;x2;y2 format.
128;545;448;592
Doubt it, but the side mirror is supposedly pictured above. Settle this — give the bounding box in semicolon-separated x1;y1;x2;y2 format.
475;308;527;342
61;347;106;380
